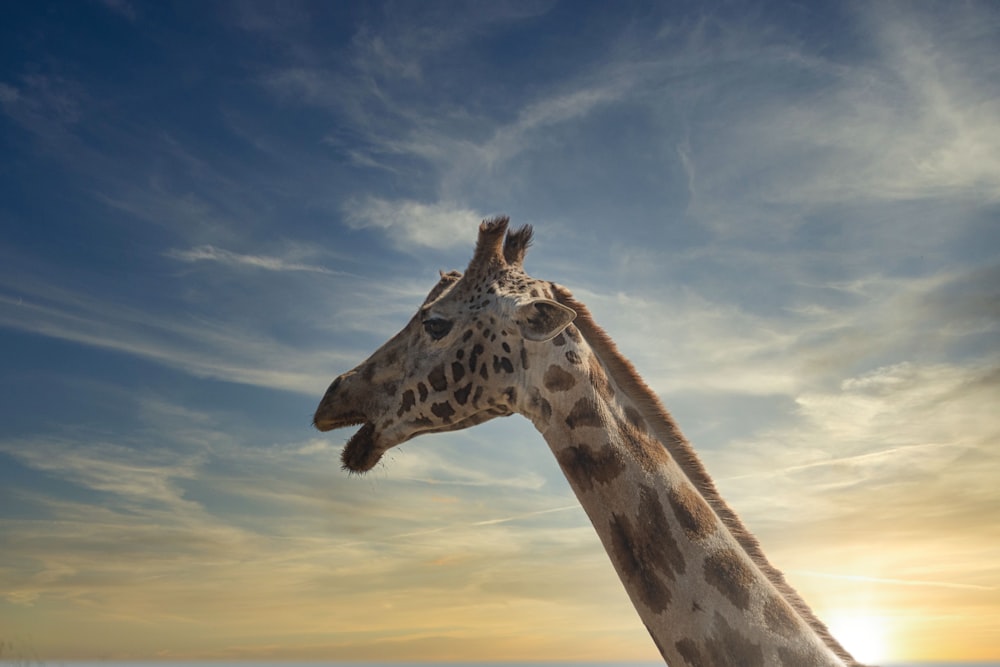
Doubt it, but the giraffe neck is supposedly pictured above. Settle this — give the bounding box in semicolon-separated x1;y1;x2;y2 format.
515;288;859;667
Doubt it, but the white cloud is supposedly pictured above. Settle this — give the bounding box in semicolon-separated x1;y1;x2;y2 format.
388;441;548;491
343;197;486;250
701;357;1000;634
166;244;342;275
711;358;1000;524
0;74;85;140
0;279;351;396
474;77;633;170
0;437;201;511
679;3;1000;244
0;81;19;104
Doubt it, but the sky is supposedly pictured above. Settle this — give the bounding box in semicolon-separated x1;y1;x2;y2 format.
0;0;998;663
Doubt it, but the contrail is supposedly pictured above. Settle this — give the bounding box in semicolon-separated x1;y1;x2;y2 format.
471;504;580;526
719;441;961;482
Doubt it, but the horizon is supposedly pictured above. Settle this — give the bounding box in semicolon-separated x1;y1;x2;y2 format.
1;0;999;664
0;659;995;665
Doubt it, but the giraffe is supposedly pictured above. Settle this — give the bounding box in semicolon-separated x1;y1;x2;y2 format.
314;217;865;667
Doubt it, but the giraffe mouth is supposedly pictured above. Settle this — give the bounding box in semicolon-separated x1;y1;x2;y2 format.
315;407;517;474
340;422;382;473
312;411;385;473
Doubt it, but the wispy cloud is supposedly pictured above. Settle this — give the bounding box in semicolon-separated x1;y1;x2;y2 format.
718;441;965;483
677;3;1000;244
343;197;487;250
0;278;350;396
99;0;136;22
0;393;641;659
710;357;1000;535
166;244;343;275
1;437;202;513
791;570;997;592
0;73;87;143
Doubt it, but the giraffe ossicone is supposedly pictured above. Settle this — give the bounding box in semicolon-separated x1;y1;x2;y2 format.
314;217;866;667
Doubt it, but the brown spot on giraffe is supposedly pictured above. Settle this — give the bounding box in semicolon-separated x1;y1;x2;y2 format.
705;611;765;667
493;355;514;374
468;343;483;374
667;483;717;541
620;424;671;472
565;396;602;429
778;644;824;667
543;364;576;392
609;513;673;614
704;549;754;611
453;382;473;406
607;484;686;615
556;443;625;491
588;354;614;400
528;388;552;425
428;364;447;392
764;595;801;638
637;483;686;578
397;389;416;417
431;401;455;421
623;405;646;431
675;638;708;667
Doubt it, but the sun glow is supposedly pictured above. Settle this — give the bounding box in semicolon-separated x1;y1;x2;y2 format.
827;611;892;665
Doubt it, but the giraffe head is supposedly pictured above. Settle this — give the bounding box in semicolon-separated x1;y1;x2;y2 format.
314;217;576;472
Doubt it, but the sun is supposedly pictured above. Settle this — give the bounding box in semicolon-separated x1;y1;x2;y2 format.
827;610;892;664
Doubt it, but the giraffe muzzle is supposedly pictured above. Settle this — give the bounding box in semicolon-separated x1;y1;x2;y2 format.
313;372;389;472
313;410;384;473
339;422;382;473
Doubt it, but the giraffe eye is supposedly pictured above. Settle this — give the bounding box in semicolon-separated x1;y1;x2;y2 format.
422;318;453;340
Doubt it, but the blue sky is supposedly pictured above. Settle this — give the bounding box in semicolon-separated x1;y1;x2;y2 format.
1;0;998;662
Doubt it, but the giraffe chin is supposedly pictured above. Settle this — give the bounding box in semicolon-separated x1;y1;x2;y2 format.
340;422;385;473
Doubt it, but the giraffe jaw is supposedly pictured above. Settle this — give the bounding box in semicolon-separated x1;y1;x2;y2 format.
340;422;382;473
312;413;385;473
321;407;516;475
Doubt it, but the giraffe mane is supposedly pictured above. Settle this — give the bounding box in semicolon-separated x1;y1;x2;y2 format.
550;284;862;667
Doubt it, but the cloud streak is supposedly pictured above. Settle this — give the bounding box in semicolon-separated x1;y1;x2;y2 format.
791;570;997;592
166;245;344;275
0;278;347;396
343;198;487;250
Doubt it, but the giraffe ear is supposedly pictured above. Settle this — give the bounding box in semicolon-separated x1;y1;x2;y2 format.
516;299;577;342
